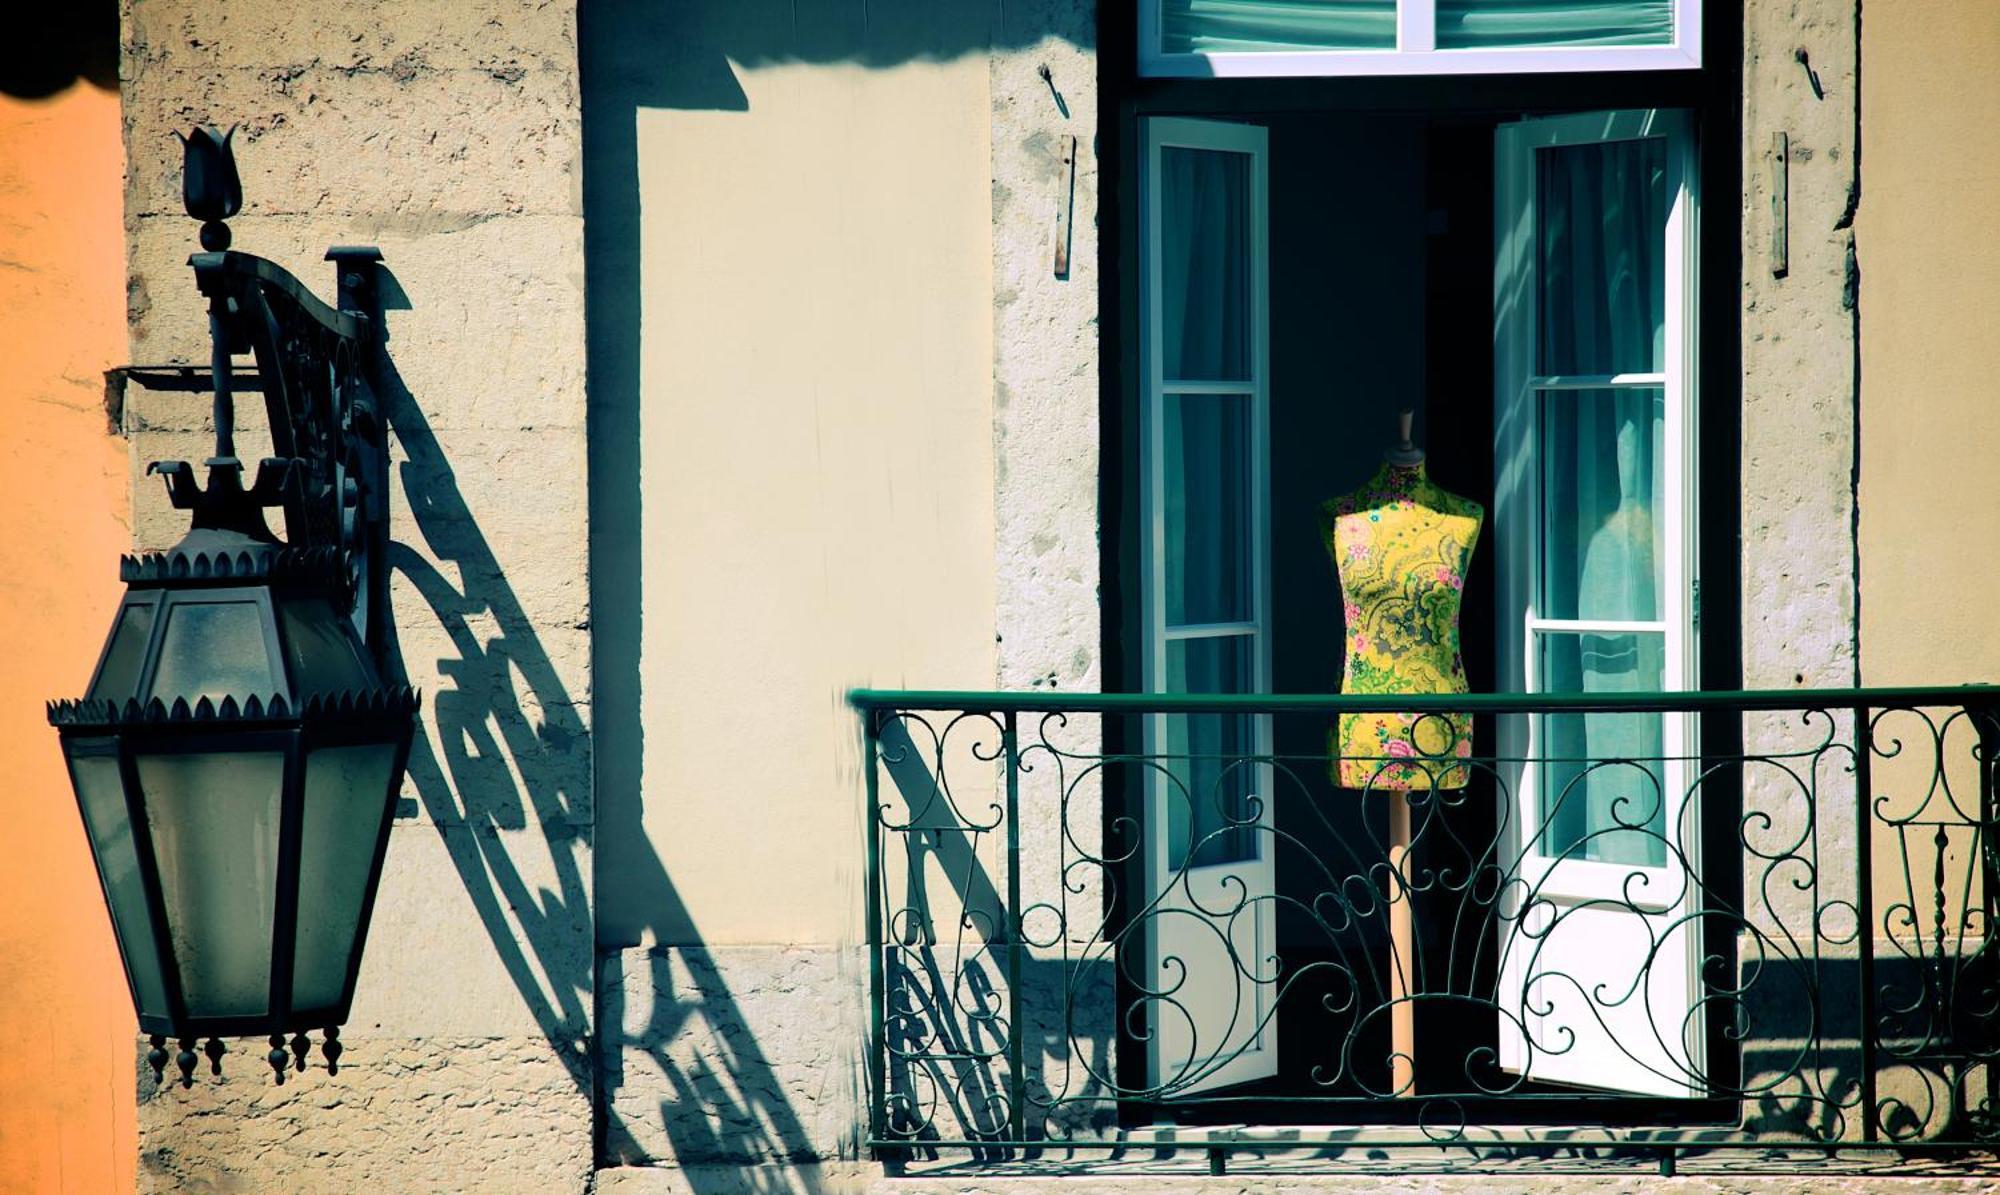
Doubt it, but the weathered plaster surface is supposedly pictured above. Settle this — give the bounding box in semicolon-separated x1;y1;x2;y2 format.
1739;0;1863;930
991;3;1101;699
1740;0;1859;694
136;1035;591;1193
121;0;593;1187
600;945;865;1168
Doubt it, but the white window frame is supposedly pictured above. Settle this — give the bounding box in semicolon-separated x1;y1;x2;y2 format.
1494;107;1700;903
1492;107;1705;1098
1138;115;1278;1095
1140;0;1701;78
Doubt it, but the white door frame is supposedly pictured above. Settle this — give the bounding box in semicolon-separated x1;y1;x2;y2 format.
1138;115;1278;1096
1492;108;1705;1098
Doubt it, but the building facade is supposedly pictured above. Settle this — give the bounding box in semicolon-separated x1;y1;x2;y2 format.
4;1;1999;1191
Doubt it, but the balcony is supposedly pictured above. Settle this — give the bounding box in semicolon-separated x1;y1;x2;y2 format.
853;688;1999;1175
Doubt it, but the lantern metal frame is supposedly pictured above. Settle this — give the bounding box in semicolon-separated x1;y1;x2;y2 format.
46;126;418;1086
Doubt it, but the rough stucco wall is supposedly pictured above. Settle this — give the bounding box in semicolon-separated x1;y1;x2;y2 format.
1856;1;2000;688
1741;2;1859;695
119;2;593;1190
0;78;136;1195
1739;0;1862;934
992;4;1100;699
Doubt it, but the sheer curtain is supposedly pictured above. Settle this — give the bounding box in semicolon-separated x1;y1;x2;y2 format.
1160;146;1256;868
1536;138;1669;866
1161;0;1673;54
1437;0;1673;49
1162;0;1397;53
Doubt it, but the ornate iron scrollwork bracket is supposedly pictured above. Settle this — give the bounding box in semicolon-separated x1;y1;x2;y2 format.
117;126;393;666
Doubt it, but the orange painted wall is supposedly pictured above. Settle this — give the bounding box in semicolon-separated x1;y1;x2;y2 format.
0;80;137;1192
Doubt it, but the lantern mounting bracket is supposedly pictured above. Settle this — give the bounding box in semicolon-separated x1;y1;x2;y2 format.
121;125;395;666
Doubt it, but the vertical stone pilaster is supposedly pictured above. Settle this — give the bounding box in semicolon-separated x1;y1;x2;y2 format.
1739;0;1862;935
119;3;594;1190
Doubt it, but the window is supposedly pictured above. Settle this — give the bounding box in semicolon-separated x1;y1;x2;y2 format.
1140;0;1702;77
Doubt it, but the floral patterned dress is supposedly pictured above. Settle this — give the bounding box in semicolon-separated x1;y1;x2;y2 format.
1320;463;1483;791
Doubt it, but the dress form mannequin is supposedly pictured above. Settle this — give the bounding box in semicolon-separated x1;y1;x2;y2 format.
1320;412;1483;790
1318;410;1484;1097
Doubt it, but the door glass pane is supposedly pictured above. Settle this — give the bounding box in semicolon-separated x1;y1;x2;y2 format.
1165;394;1253;626
1538;388;1665;620
1164;635;1257;869
1161;0;1397;53
1537;136;1667;376
1536;631;1667;867
1160;146;1252;382
1438;0;1673;49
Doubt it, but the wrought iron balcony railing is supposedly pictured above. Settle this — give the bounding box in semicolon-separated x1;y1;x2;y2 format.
853;687;2000;1174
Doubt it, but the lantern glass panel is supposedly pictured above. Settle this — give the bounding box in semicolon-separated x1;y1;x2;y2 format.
89;600;157;702
291;743;397;1011
279;598;374;697
66;745;172;1021
138;750;284;1017
148;599;278;704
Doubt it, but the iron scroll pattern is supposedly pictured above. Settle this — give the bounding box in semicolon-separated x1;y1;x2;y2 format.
189;250;384;591
857;690;2000;1165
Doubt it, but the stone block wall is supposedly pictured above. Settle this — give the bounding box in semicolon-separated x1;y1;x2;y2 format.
119;2;594;1190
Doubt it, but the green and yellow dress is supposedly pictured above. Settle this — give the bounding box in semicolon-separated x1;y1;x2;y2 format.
1320;463;1483;791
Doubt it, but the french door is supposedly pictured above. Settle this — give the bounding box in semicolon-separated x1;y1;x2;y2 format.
1492;109;1704;1098
1137;116;1278;1095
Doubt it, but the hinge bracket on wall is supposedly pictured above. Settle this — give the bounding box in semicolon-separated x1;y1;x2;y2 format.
1053;133;1077;280
1768;131;1789;278
1692;578;1703;629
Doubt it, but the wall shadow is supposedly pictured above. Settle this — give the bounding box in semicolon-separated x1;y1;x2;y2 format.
369;275;597;1092
579;1;1091;1188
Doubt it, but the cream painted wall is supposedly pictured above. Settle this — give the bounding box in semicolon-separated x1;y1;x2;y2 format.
635;57;997;946
1857;1;2000;688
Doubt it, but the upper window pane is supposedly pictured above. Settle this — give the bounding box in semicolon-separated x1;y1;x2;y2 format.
1164;393;1254;626
1161;0;1397;54
1160;146;1252;382
1437;0;1673;49
1537;135;1667;376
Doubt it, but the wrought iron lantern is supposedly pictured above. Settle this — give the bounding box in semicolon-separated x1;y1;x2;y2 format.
46;127;416;1087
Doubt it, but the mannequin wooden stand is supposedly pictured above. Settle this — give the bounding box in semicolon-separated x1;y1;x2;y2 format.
1388;790;1416;1097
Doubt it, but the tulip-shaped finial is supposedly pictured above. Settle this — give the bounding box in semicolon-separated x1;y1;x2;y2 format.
178;125;242;251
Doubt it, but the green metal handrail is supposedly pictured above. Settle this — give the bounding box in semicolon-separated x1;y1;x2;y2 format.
850;684;2000;715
